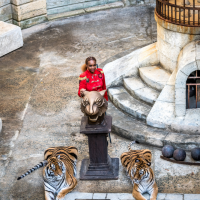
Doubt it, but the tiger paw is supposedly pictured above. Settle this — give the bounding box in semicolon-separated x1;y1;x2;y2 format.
56;192;66;200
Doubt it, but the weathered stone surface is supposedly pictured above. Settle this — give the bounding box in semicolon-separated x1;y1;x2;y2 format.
139;66;171;91
154;149;200;193
85;1;124;13
157;35;181;63
171;109;200;134
63;192;200;200
108;102;168;147
0;21;23;57
184;194;200;200
180;62;197;77
175;88;186;105
93;193;107;199
159;50;177;72
5;18;13;23
0;4;12;21
137;42;159;68
11;0;38;5
177;41;196;70
157;22;200;48
0;118;2;133
123;77;159;105
104;43;159;88
157;84;175;103
175;104;186;117
48;9;85;20
63;192;93;200
108;86;151;121
156;23;200;72
47;0;112;15
147;101;175;128
13;14;47;29
104;47;141;88
0;0;10;7
164;132;200;150
175;70;187;89
12;0;47;21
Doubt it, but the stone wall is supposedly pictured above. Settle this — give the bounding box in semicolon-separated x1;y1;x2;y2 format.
11;0;47;29
47;0;119;18
0;0;155;29
0;0;12;23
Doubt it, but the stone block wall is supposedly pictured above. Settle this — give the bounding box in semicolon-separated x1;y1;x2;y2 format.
0;0;155;29
47;0;120;17
11;0;48;29
0;0;12;23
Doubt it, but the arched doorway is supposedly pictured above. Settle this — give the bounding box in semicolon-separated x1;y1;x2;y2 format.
186;70;200;109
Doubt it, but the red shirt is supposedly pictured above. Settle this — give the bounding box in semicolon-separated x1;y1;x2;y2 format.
78;68;108;101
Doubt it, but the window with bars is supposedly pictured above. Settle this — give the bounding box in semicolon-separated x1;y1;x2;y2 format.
186;70;200;109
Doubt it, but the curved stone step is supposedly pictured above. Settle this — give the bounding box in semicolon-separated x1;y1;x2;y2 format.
123;77;159;105
107;101;200;150
108;86;151;121
139;66;171;91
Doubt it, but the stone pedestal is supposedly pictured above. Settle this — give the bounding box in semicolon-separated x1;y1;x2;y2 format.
80;115;119;180
0;21;23;57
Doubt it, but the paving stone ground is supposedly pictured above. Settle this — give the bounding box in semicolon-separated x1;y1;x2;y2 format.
64;192;200;200
0;5;200;200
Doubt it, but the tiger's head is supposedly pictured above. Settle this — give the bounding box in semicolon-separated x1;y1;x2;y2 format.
45;155;65;178
81;90;108;123
130;157;151;184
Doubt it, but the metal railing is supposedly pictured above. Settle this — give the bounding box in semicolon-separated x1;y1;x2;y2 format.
156;0;200;26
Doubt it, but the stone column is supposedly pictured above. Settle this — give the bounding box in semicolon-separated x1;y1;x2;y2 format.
155;13;200;73
11;0;47;29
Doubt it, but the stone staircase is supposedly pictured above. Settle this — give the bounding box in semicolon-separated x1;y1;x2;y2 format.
108;66;171;122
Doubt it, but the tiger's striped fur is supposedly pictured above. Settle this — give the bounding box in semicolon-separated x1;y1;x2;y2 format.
17;160;48;180
17;146;78;200
120;141;158;200
43;146;78;200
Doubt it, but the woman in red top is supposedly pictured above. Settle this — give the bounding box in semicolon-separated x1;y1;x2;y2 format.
78;57;108;100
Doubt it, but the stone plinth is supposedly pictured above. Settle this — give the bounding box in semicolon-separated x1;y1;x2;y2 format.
0;21;23;57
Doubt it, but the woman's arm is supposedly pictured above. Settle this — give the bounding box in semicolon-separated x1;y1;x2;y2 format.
102;73;108;101
78;76;87;97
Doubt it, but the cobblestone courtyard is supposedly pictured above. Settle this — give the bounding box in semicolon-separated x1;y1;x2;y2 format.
0;5;200;200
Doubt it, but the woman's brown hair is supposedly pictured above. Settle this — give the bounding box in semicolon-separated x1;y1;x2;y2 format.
81;57;97;72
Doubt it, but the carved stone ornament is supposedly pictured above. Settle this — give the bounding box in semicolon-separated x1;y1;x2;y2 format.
80;90;108;125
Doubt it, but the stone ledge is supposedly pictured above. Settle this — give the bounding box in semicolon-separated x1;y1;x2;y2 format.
13;14;47;29
85;1;124;13
48;9;85;21
63;192;200;200
11;0;38;6
108;101;200;150
0;21;23;57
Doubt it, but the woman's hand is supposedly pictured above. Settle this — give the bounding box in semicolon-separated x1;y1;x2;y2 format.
80;89;86;97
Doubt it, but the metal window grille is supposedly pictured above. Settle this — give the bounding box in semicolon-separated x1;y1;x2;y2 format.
186;70;200;109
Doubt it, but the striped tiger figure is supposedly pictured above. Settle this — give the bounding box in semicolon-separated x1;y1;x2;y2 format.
17;146;78;200
120;141;158;200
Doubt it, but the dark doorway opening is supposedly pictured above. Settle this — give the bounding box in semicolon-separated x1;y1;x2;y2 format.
186;70;200;109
